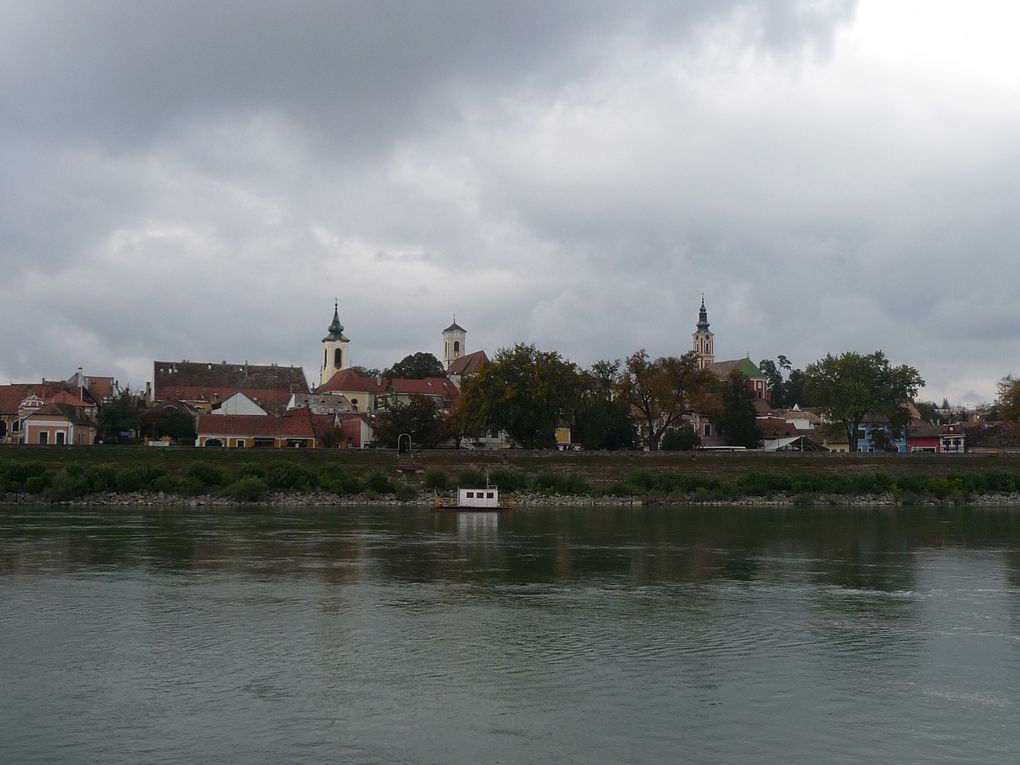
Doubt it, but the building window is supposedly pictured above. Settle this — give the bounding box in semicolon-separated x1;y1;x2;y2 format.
704;424;711;436
350;398;358;411
56;431;65;445
13;419;20;432
334;348;342;367
324;349;327;367
39;431;48;445
454;341;460;353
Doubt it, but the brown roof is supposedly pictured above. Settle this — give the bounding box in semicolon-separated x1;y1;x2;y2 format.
26;403;97;427
196;408;316;438
157;385;295;406
316;369;388;394
448;350;488;376
386;377;459;397
154;360;308;400
756;417;800;438
0;383;86;414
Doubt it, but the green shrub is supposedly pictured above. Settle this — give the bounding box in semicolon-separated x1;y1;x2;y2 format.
423;468;449;489
85;465;118;493
266;461;313;491
364;471;394;494
2;462;48;488
24;475;49;494
395;483;418;502
532;472;562;492
178;477;207;496
187;462;226;487
319;465;364;495
227;477;270;502
152;475;181;494
44;469;91;501
488;469;527;491
560;474;591;495
457;468;486;488
237;462;264;478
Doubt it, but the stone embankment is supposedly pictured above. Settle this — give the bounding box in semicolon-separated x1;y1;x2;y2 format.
5;490;1020;508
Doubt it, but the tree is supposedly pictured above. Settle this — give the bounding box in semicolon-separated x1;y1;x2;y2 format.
803;351;924;452
98;390;141;443
711;371;763;448
458;343;582;449
351;366;381;378
385;352;446;380
999;376;1020;427
140;407;196;443
617;350;715;451
661;424;700;451
372;395;448;448
913;400;940;424
572;360;636;450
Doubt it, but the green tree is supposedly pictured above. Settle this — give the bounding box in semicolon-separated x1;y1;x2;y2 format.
660;424;700;451
459;343;582;449
573;360;636;450
999;376;1020;426
711;371;763;448
98;390;141;443
803;351;924;452
140;407;196;443
617;350;714;451
913;400;941;424
350;366;382;378
372;395;449;448
385;352;447;380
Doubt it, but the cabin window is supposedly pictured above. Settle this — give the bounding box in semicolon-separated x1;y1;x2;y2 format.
486;492;494;499
466;491;475;498
56;432;65;445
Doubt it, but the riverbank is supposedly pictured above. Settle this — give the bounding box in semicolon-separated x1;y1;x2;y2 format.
4;448;1020;507
5;488;1020;508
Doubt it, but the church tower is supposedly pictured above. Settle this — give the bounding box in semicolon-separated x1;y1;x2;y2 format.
692;296;715;369
320;301;350;386
442;318;466;370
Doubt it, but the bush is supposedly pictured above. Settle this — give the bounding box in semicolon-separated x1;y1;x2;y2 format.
395;483;418;502
488;469;528;491
227;477;270;502
85;465;118;493
44;469;91;501
187;462;226;488
24;475;49;494
266;461;314;491
423;468;449;489
318;464;364;495
152;475;181;494
1;462;48;489
458;468;486;489
237;462;264;478
364;471;394;494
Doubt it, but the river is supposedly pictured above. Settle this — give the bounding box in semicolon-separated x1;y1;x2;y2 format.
2;505;1019;764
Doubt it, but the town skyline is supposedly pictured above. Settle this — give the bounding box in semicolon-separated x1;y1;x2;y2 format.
3;1;1018;406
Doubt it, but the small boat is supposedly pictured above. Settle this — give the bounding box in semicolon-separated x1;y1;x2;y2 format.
434;486;514;511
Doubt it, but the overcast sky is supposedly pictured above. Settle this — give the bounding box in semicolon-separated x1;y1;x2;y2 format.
2;0;1018;404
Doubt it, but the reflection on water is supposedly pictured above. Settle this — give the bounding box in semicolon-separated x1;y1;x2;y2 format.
2;505;1019;765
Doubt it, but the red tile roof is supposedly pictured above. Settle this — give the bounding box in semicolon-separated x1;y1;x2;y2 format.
158;386;295;405
0;383;83;414
196;408;316;438
316;369;388;394
386;377;459;396
756;417;800;438
448;350;488;376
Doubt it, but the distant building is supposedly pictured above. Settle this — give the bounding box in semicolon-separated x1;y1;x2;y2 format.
152;359;308;414
23;402;97;445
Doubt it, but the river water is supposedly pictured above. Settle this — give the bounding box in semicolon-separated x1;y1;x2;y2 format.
2;505;1019;764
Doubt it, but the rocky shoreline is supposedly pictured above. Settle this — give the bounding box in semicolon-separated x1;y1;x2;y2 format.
5;489;1020;508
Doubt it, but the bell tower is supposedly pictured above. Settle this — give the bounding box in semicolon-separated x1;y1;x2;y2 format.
320;300;350;386
692;295;714;369
442;317;467;370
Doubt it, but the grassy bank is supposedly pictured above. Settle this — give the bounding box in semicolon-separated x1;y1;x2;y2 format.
3;446;1020;504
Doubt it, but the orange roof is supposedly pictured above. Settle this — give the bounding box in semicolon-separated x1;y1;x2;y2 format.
159;386;295;405
0;383;80;414
316;369;388;394
448;350;488;376
196;408;316;438
386;377;459;396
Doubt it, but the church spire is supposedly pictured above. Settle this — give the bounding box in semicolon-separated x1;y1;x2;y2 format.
326;299;347;341
697;294;710;332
